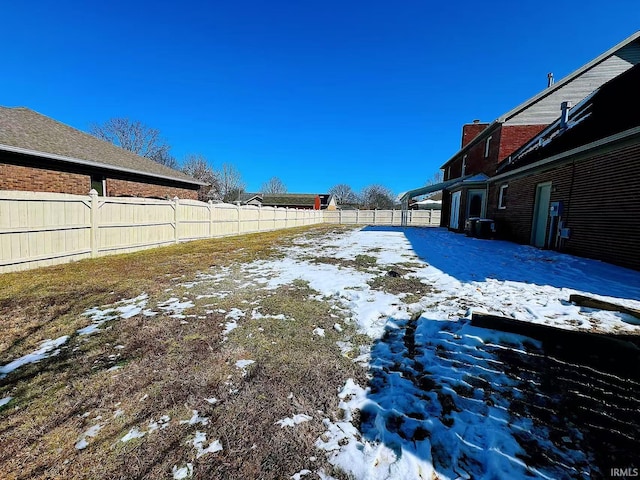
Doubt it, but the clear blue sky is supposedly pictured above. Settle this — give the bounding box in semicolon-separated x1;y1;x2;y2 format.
2;1;638;195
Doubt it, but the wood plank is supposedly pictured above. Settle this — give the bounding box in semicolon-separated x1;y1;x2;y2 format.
470;312;640;378
569;294;640;320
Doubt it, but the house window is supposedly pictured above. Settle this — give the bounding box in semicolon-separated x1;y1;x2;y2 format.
484;136;492;158
461;155;467;176
498;184;508;209
91;175;105;196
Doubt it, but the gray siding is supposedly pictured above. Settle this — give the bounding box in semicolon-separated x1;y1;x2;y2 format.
506;42;640;125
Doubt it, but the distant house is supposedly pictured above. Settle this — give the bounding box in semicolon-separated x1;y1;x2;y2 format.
409;191;442;210
400;32;640;234
0;107;206;199
239;193;337;210
485;63;640;270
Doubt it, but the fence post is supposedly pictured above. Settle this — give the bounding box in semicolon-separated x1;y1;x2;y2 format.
237;205;241;234
373;209;376;225
208;200;214;238
356;209;359;225
173;197;180;243
89;189;98;258
258;206;262;233
391;209;395;226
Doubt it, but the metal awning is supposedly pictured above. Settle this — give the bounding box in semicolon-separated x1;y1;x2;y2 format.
398;174;480;205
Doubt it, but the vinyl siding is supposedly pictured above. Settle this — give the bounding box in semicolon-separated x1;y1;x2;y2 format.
506;42;640;125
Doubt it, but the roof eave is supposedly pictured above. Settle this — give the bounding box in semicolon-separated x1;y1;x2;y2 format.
0;143;207;187
489;126;640;183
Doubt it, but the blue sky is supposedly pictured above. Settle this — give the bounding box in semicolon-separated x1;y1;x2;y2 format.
2;1;638;195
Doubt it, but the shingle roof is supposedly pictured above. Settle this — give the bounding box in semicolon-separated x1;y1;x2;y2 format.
0;107;205;186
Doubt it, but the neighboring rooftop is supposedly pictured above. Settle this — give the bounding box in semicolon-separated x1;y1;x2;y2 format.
0;107;205;186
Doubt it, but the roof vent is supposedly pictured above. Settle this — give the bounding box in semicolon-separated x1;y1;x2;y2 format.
472;119;480;124
560;101;572;130
547;72;554;87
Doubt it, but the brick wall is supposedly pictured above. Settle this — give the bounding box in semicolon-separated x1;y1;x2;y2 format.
461;123;490;148
498;125;547;162
0;162;90;194
487;142;640;271
0;161;199;200
107;178;198;200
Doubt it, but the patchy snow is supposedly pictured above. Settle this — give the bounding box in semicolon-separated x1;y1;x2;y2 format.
291;469;312;480
235;359;255;376
308;227;640;479
172;463;193;479
180;410;209;426
79;293;148;335
251;308;287;320
157;298;195;318
0;396;12;407
192;431;223;458
312;327;325;337
121;427;145;442
0;335;69;378
276;414;313;428
75;423;103;450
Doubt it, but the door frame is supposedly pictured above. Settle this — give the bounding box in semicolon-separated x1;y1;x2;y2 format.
466;188;487;219
449;191;461;229
531;182;552;248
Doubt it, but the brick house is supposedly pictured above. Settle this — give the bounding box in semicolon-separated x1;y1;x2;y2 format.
400;32;640;232
485;63;640;270
0;107;205;199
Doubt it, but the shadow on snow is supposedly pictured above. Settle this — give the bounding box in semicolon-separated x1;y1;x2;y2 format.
361;226;640;302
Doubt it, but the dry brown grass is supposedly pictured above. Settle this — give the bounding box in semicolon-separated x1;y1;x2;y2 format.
0;224;368;479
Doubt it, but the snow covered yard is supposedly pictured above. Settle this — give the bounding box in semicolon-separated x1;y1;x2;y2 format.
1;225;639;479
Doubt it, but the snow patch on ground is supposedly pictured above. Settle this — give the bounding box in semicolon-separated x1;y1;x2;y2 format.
79;293;148;335
192;431;223;458
0;335;69;378
276;414;313;428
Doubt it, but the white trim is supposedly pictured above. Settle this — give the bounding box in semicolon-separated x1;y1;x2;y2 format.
484;136;492;158
498;184;508;209
461;155;467;176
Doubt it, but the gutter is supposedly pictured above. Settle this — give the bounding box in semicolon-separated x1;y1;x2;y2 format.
488;126;640;183
0;143;208;187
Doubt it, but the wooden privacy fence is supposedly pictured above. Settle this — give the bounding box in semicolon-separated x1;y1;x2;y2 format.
323;209;441;227
0;190;323;273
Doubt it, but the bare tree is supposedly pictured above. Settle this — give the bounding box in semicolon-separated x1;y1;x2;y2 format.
425;170;444;185
328;183;359;205
360;184;396;209
261;177;287;194
182;154;219;201
90;117;176;167
218;163;245;203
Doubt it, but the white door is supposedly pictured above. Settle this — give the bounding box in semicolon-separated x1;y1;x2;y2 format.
531;182;552;248
449;191;461;229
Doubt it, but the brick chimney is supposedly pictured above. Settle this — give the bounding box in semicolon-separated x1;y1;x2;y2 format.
461;120;490;148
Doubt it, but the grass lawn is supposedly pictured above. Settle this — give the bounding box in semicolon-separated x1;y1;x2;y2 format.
0;225;377;479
